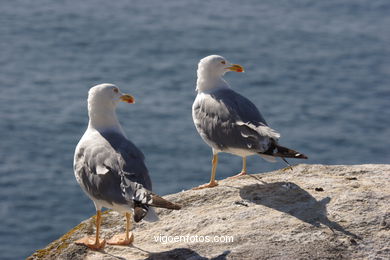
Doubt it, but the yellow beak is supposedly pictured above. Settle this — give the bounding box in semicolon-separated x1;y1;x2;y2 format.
120;94;135;104
226;64;244;73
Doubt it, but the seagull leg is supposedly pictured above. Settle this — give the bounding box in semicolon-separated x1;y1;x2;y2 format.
281;157;294;171
75;210;106;250
228;157;248;179
193;154;219;189
107;212;134;245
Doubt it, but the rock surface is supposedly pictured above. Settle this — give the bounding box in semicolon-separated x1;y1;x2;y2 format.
28;164;390;260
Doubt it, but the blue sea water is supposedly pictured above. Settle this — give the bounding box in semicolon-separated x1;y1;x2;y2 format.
0;0;389;259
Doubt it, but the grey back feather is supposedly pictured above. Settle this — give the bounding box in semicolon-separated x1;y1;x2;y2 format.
211;88;268;126
193;88;278;152
74;130;152;207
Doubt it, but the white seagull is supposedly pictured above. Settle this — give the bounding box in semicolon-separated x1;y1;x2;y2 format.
192;55;308;189
74;83;181;249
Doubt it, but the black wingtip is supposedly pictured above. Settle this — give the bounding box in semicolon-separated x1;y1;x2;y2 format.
150;194;182;210
294;153;308;159
133;206;147;222
273;144;308;159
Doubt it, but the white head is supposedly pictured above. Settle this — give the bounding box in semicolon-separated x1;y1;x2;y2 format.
87;83;134;130
88;83;134;109
196;55;244;92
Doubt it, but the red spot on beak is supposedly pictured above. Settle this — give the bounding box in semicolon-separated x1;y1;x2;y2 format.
120;94;135;104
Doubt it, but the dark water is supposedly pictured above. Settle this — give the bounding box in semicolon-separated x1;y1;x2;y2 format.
0;0;389;259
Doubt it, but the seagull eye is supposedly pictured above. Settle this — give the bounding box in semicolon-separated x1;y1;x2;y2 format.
221;61;226;64
113;88;119;93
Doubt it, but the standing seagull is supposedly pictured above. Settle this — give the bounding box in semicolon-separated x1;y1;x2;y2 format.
74;83;181;250
192;55;307;189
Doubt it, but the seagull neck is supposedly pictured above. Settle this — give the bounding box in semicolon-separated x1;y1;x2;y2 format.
88;107;123;133
196;74;229;93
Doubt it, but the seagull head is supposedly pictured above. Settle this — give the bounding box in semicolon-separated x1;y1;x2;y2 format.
88;83;135;110
196;55;244;92
198;55;244;77
87;83;135;131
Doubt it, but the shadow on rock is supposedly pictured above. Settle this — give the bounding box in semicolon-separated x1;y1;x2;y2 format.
145;248;230;260
239;182;358;238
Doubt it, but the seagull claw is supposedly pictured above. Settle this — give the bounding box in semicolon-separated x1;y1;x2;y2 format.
75;236;106;250
192;181;218;190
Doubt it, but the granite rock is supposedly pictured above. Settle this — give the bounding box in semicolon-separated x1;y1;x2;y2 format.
28;164;390;260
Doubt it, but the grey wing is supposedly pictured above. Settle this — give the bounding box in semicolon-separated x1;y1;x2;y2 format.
74;131;152;207
100;132;152;191
193;88;280;152
214;88;269;126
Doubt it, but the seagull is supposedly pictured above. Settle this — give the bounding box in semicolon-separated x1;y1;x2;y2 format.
192;55;308;189
74;83;181;250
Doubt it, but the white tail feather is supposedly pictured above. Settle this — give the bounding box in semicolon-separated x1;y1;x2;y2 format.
236;121;280;140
